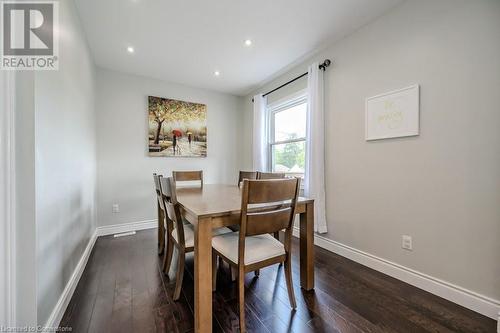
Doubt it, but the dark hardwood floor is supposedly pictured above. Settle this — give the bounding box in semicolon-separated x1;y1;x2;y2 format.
60;229;496;333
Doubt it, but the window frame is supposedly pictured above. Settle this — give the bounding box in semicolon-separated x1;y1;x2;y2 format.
267;89;308;177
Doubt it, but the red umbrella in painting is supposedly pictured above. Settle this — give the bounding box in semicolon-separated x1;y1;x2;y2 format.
172;129;182;137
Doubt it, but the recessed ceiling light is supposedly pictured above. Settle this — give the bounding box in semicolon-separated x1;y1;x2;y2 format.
127;46;134;53
244;39;252;46
214;70;220;76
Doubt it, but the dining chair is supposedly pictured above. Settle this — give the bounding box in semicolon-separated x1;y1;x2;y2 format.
226;171;260;277
256;171;286;180
257;171;288;241
160;176;232;301
212;178;300;332
172;170;203;187
153;173;165;255
237;171;257;187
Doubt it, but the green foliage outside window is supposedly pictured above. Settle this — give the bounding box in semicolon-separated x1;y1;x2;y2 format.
273;134;305;171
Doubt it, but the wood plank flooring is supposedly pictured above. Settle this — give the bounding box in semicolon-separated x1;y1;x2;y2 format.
60;229;496;332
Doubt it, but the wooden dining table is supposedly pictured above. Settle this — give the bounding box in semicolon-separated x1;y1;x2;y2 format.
176;184;315;333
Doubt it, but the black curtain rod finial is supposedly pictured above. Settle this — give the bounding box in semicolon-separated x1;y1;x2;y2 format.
319;59;331;71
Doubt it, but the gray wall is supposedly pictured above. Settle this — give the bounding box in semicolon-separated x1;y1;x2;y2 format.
34;0;97;325
95;69;244;227
242;0;500;301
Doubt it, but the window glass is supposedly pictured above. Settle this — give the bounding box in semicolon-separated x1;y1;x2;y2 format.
269;98;307;178
273;103;307;142
271;141;305;178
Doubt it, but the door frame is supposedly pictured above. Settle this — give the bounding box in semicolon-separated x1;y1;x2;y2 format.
0;70;17;327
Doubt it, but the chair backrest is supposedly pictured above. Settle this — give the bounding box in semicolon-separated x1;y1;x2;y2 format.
238;171;257;187
256;171;286;180
173;170;203;188
240;178;300;237
153;173;165;211
159;175;176;203
160;176;186;246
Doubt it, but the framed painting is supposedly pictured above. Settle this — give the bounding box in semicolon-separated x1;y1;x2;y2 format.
365;84;419;141
148;96;207;157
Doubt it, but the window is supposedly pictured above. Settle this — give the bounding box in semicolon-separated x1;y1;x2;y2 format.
268;92;307;178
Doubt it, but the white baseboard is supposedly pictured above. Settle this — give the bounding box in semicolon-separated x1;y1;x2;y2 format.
44;230;98;330
96;219;157;236
293;227;500;321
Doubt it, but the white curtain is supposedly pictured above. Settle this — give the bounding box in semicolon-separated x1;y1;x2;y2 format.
305;62;328;233
252;94;268;171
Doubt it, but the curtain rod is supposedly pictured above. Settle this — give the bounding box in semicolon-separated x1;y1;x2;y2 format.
252;59;331;102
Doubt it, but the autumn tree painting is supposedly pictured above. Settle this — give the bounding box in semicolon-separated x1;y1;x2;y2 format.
148;96;207;157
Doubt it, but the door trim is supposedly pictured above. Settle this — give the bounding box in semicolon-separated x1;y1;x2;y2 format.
0;70;16;326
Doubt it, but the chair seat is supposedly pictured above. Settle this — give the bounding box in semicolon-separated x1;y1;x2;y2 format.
212;232;286;265
172;224;232;248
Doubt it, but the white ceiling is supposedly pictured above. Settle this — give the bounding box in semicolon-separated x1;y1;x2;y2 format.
75;0;403;96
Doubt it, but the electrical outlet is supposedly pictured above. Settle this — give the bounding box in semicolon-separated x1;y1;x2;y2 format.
112;203;120;213
402;235;412;251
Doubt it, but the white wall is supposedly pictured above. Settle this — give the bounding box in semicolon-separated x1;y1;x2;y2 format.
0;71;33;328
96;69;243;227
34;0;97;325
14;72;37;327
243;0;500;304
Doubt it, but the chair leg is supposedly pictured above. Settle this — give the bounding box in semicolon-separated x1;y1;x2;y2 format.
218;255;223;269
162;235;174;275
158;208;164;255
274;231;283;266
238;267;246;332
254;269;260;277
284;256;297;309
231;266;237;282
212;253;218;291
173;249;185;301
158;228;164;255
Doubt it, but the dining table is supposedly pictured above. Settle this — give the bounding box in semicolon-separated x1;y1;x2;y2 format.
176;184;315;333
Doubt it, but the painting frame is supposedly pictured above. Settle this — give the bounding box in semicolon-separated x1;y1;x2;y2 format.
148;95;207;157
365;84;420;141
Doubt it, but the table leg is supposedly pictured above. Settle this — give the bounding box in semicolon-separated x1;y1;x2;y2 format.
299;202;314;290
194;217;212;333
